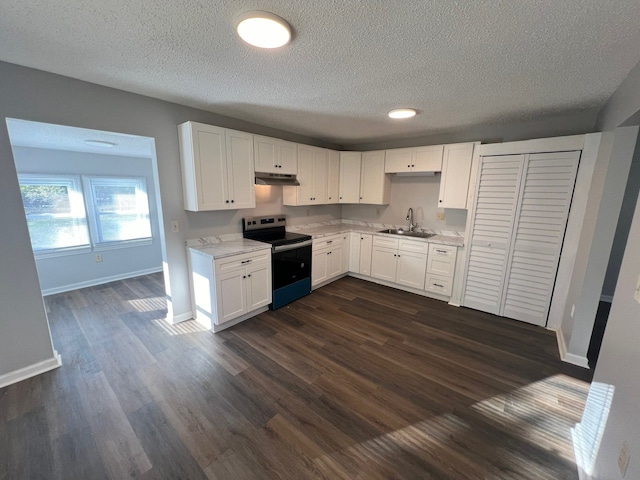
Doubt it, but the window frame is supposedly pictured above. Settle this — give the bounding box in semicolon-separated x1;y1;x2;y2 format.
83;175;153;251
18;173;92;258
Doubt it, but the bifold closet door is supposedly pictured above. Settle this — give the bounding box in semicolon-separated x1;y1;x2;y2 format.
462;155;524;315
501;151;580;326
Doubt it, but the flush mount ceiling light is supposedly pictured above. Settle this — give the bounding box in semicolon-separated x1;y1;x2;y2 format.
236;11;291;49
84;139;116;147
388;108;417;119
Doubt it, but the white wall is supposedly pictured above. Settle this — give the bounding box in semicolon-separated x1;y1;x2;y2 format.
11;146;164;294
342;175;467;233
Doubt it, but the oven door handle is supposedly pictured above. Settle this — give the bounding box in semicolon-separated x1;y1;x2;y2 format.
272;239;313;253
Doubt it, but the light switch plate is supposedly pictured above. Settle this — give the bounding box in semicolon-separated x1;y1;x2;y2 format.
618;441;630;477
634;274;640;304
171;220;180;233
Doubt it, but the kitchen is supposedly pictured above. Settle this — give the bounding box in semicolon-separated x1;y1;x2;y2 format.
2;2;640;479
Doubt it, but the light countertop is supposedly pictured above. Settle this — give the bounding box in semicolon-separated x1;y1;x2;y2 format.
187;237;271;259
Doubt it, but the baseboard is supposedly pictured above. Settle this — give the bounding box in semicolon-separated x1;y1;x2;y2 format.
0;350;62;388
556;329;590;369
600;294;613;303
41;267;164;296
171;311;193;324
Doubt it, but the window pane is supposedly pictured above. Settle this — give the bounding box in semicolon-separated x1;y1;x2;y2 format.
20;180;89;251
92;181;151;243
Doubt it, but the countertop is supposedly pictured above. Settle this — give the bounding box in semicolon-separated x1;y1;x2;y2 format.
187;237;271;259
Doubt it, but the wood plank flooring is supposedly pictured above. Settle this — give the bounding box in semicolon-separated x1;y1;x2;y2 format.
0;273;592;479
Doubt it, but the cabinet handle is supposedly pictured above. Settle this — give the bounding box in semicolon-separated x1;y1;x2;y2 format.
327;251;332;255
243;275;246;279
327;240;333;244
439;200;443;203
241;259;252;264
231;199;234;203
412;164;415;167
434;283;444;288
247;274;251;278
339;196;342;199
394;254;397;257
436;249;447;254
225;200;229;203
407;164;411;168
329;197;332;199
359;196;363;200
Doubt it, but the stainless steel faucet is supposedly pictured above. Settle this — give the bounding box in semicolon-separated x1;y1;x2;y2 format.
406;207;415;232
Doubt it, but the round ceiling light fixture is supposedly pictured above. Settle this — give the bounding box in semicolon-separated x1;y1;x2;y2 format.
388;108;417;119
84;140;116;148
236;11;291;49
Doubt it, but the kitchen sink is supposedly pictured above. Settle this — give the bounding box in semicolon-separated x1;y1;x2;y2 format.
378;228;436;239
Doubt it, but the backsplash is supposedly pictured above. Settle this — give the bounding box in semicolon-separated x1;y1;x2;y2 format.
291;219;464;238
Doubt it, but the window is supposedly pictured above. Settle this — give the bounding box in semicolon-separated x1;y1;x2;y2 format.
85;177;152;247
19;174;90;254
18;174;153;256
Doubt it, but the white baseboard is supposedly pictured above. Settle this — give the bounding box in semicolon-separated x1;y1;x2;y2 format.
171;311;193;324
600;294;613;303
0;350;62;388
556;329;590;369
41;267;164;296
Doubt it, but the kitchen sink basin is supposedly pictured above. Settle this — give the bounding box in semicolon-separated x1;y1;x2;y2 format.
378;228;436;239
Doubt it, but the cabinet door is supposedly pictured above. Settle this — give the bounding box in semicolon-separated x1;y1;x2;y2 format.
339;152;362;203
181;122;229;211
225;129;255;209
359;234;373;276
427;244;457;276
216;269;247;323
247;262;272;311
438;143;475;209
327;150;340;203
341;234;350;274
254;135;277;173
312;248;329;286
327;245;343;279
295;145;315;205
396;251;427;289
413;145;443;172
360;151;390;204
463;155;524;315
277;140;298;175
385;148;413;173
371;246;397;282
312;148;329;204
349;232;361;272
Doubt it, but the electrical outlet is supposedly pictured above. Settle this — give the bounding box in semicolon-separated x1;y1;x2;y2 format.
171;220;180;233
95;253;103;263
618;441;630;477
437;212;445;221
571;304;575;318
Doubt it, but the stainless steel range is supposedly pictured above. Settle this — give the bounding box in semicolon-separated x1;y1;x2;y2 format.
242;215;312;309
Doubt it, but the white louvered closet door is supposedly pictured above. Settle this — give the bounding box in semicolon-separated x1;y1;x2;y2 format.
501;151;580;326
462;155;524;315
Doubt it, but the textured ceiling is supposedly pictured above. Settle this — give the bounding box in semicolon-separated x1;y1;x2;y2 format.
1;1;640;145
6;119;154;158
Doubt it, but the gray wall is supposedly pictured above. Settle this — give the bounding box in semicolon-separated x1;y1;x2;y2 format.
342;175;467;232
11;146;163;294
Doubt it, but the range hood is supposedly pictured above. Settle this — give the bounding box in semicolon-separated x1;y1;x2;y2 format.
255;172;300;186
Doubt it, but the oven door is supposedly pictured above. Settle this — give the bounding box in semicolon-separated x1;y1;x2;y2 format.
272;241;312;290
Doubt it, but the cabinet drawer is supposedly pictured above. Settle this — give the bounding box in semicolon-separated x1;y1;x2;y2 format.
399;238;429;255
373;235;399;249
215;250;270;273
428;243;457;259
313;233;344;250
425;273;453;297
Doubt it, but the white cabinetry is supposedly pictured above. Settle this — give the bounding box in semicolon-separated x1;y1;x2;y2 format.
349;233;373;276
253;135;297;175
385;145;443;173
327;150;340;204
462;151;580;326
178;122;255;211
283;145;328;205
339;151;390;204
312;234;347;287
371;236;428;289
425;244;457;297
188;249;272;332
438;143;476;209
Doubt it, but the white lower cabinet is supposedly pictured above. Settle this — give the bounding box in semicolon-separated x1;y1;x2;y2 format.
371;236;428;289
312;234;347;287
349;233;373;276
189;248;272;331
425;244;457;296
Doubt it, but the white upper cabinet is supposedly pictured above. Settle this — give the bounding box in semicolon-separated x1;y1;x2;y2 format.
253;135;297;175
438;142;476;209
385;145;443;173
283;145;328;205
339;152;362;203
339;151;390;205
327;150;340;204
179;121;255;211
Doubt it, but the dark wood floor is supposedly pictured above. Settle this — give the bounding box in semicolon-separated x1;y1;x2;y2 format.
0;273;592;479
